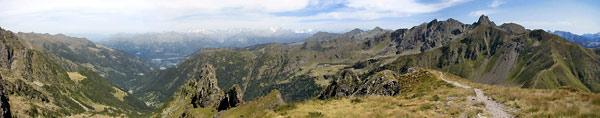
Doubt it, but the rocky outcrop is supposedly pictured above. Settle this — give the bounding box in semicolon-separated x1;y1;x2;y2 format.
0;27;25;69
318;70;362;99
500;23;527;35
161;64;249;117
352;70;401;96
217;84;244;111
319;70;402;99
187;64;224;108
0;75;11;118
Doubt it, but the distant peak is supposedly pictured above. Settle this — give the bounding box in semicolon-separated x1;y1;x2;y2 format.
475;15;495;26
345;28;364;35
350;28;363;32
372;27;383;32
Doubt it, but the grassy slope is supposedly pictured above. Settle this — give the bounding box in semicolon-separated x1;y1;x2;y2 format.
439;70;600;117
273;69;600;118
1;29;150;117
15;32;155;90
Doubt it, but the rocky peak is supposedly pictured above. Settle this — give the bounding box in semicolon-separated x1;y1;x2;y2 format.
475;15;496;26
196;64;218;87
217;84;244;111
188;64;224;108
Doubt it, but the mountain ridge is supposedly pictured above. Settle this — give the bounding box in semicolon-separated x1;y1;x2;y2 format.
0;27;151;117
15;32;156;91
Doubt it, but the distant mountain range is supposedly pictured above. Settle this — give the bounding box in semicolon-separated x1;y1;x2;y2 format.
100;28;314;68
548;30;600;48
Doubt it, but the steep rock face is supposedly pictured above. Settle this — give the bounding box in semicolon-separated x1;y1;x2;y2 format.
0;76;11;118
187;64;224;108
217;84;244;111
0;28;25;69
319;70;402;99
318;70;362;99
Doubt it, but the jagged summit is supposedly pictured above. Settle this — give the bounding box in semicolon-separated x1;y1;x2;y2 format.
475;15;496;26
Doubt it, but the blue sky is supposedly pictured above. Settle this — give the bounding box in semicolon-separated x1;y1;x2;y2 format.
0;0;598;36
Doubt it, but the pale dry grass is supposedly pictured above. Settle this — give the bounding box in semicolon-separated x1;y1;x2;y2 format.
432;69;600;117
67;72;87;82
112;87;128;101
477;84;600;117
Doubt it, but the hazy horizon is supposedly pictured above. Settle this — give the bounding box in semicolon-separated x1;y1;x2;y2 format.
1;0;599;37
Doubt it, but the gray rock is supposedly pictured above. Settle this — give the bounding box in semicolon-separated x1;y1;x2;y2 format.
352;70;401;96
217;84;244;111
474;15;496;26
318;69;362;99
188;64;224;108
319;70;402;99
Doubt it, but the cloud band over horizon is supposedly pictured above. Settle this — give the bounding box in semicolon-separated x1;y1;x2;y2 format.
0;0;598;35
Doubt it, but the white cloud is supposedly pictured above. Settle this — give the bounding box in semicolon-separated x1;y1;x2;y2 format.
307;0;468;20
0;0;468;34
489;0;504;8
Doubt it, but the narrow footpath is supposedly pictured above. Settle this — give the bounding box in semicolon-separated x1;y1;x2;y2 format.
439;72;514;118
